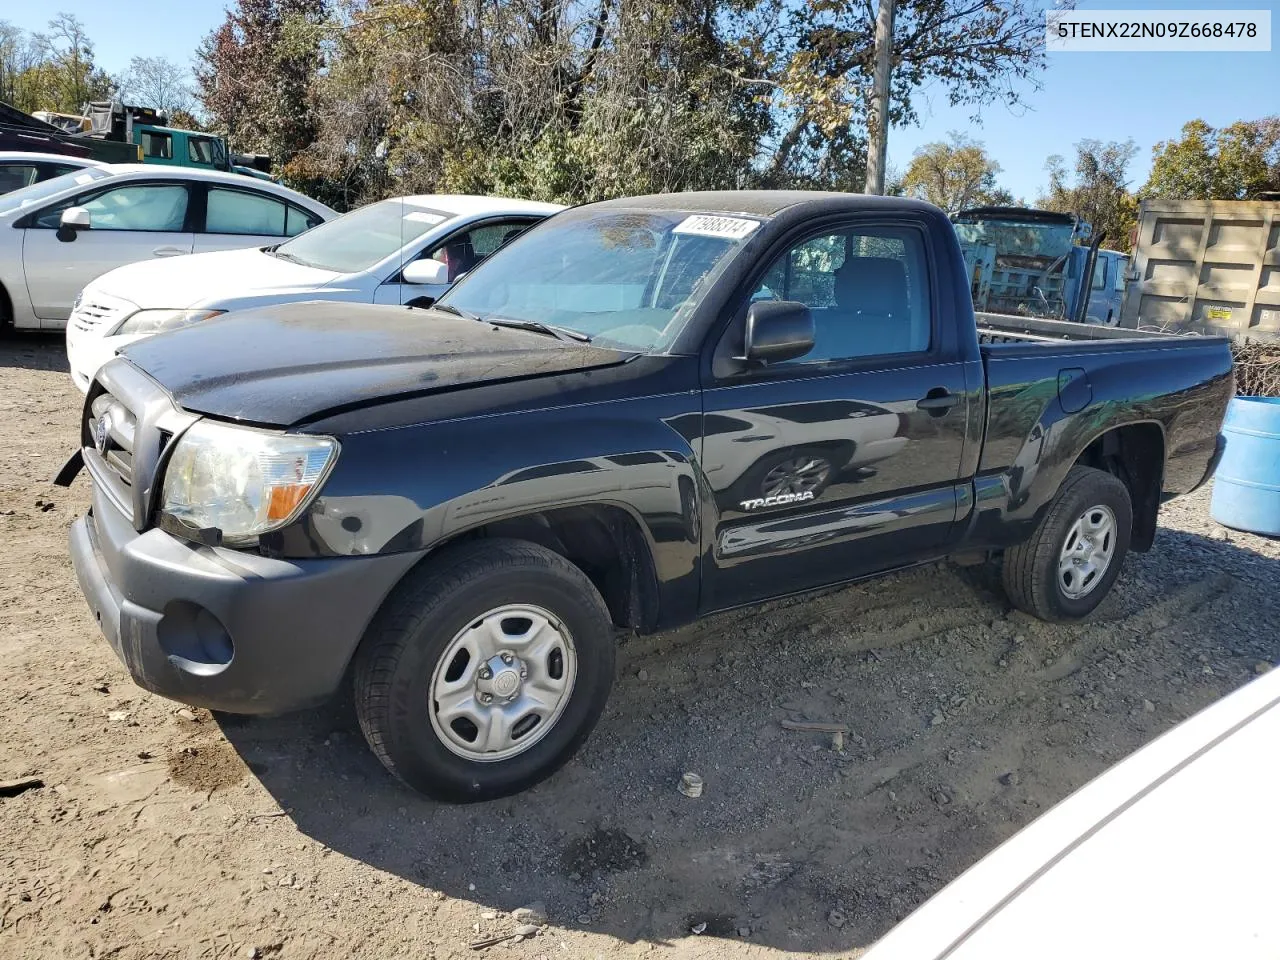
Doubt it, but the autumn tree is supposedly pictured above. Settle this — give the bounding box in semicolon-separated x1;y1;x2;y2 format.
1039;140;1139;252
759;0;1074;189
117;56;198;118
1143;118;1280;201
0;15;112;114
901;133;1009;212
194;0;328;165
296;0;771;209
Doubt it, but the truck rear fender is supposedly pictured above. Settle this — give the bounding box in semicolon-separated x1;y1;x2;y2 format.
1073;422;1165;551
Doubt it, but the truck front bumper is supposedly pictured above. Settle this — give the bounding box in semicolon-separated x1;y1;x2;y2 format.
69;487;423;714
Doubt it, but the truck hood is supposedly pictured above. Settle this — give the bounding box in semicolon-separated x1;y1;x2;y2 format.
91;247;341;309
118;301;634;426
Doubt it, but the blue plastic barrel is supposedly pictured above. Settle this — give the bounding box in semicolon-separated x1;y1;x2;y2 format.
1211;397;1280;535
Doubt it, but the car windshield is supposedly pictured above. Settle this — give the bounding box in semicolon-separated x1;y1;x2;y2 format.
437;208;763;352
0;166;110;216
272;198;455;273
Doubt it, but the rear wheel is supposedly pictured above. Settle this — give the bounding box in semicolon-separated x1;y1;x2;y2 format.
1002;466;1132;622
353;538;616;801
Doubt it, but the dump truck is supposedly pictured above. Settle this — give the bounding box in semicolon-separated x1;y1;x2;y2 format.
1119;198;1280;340
952;206;1123;325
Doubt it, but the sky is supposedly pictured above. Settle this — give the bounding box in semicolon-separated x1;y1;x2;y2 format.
4;0;1277;201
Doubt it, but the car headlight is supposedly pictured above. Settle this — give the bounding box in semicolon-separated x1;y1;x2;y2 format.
160;420;339;546
115;308;226;335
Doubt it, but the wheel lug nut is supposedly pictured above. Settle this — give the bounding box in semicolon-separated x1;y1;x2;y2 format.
500;653;513;664
479;692;492;704
479;667;492;680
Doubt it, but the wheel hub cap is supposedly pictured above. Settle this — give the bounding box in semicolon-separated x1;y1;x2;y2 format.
428;605;577;762
1058;504;1117;599
762;456;830;496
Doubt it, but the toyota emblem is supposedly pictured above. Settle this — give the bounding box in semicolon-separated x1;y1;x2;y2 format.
94;413;112;453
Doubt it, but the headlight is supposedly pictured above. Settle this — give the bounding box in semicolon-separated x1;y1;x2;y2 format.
160;420;339;545
115;308;225;335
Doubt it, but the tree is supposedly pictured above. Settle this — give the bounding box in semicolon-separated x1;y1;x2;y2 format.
29;13;113;112
759;0;1074;189
901;133;1007;212
1143;118;1280;201
117;56;198;117
195;0;328;165
296;0;772;209
1039;140;1139;252
0;15;112;114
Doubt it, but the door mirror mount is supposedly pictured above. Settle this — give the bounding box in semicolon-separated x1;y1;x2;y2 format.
402;258;449;285
736;300;814;366
56;205;91;242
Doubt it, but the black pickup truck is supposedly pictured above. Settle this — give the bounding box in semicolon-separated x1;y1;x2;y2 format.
60;192;1233;801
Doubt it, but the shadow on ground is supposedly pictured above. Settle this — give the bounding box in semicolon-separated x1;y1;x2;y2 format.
218;523;1279;952
0;332;69;372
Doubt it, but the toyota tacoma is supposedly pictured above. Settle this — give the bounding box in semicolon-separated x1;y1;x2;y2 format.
58;192;1234;801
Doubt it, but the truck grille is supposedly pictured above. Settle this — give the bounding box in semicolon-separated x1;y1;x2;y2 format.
82;364;196;532
88;393;136;486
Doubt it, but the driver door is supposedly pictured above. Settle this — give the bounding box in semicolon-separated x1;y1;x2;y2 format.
22;181;194;322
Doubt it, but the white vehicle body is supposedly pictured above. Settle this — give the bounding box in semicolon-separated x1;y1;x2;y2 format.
0;151;108;195
65;195;564;392
864;666;1280;960
0;164;335;334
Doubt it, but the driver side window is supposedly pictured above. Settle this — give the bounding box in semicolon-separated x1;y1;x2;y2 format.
423;219;537;282
752;225;932;362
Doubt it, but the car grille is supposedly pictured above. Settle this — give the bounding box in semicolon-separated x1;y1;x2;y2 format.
69;295;133;335
82;365;196;531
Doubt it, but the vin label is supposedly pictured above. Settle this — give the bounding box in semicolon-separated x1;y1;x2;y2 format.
1046;9;1271;51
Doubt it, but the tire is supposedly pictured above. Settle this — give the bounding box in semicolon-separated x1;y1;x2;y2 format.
353;538;616;802
1002;466;1133;622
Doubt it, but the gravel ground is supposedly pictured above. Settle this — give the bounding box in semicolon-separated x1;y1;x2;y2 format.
2;333;1278;960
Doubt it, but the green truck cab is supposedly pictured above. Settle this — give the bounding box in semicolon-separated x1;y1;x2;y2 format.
86;102;274;181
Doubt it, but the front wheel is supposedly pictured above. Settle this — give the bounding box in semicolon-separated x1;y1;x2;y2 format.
1002;466;1133;622
353;539;616;801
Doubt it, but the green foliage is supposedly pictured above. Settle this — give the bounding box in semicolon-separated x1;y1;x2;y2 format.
0;15;113;115
1143;118;1280;201
901;133;1008;212
1039;140;1139;253
194;0;329;170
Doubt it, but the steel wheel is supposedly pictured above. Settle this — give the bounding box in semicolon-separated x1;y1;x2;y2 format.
428;604;577;762
762;455;831;497
1058;504;1117;599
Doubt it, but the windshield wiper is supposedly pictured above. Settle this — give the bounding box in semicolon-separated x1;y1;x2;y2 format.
431;302;478;320
485;317;592;343
271;250;312;267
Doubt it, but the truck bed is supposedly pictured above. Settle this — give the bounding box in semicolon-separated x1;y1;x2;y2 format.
976;312;1191;346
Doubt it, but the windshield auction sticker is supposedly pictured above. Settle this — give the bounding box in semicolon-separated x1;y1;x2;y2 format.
672;215;761;241
404;211;446;224
1046;9;1271;51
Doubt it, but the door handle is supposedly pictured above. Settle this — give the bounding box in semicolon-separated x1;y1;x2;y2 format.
152;246;186;257
917;389;960;414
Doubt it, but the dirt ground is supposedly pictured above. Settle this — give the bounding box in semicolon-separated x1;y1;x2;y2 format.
2;333;1278;960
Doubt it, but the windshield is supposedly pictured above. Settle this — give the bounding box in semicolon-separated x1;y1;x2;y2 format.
0;166;111;216
437;208;762;351
272;199;455;273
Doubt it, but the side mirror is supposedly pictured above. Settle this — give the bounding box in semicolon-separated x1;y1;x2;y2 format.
402;258;449;285
740;300;814;365
57;205;91;243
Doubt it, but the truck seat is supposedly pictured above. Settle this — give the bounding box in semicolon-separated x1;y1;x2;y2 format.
831;256;925;356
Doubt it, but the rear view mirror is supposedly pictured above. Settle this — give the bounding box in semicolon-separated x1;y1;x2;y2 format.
57;205;91;243
402;259;449;285
741;300;814;365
